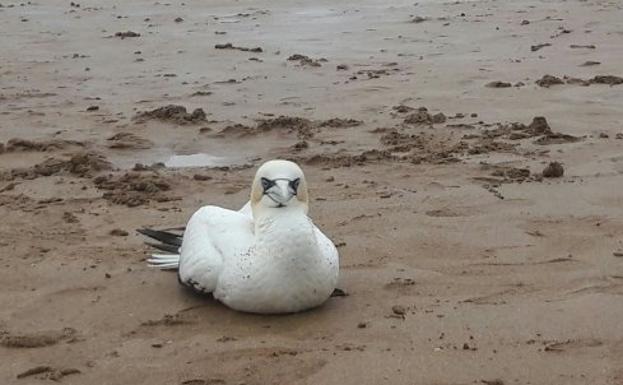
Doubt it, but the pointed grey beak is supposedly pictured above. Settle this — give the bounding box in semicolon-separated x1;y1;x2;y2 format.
269;179;295;204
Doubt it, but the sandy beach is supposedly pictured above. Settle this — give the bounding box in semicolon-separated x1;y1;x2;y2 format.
1;0;623;384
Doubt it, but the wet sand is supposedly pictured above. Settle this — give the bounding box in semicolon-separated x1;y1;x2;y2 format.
1;0;623;384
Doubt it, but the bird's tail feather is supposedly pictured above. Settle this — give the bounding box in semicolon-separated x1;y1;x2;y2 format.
138;228;184;270
146;254;180;270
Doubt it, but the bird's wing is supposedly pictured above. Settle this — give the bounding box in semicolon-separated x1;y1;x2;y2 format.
177;205;255;294
313;225;340;287
141;201;252;270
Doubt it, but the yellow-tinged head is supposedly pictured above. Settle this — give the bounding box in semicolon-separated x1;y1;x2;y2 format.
250;159;309;215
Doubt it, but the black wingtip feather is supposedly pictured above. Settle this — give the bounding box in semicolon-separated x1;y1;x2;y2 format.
145;241;180;254
137;228;183;247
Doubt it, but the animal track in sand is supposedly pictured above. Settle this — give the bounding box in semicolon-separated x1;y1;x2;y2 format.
1;327;77;348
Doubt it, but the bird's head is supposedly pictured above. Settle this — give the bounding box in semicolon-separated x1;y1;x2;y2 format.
250;159;309;215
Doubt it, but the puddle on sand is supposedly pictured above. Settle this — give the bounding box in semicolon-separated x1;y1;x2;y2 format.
111;147;256;170
164;153;245;168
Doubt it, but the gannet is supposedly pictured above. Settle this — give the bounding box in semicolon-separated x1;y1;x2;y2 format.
139;159;340;314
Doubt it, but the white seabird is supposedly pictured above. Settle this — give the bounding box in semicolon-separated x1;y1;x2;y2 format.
140;159;340;314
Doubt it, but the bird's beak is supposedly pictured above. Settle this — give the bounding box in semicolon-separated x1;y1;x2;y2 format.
269;180;295;205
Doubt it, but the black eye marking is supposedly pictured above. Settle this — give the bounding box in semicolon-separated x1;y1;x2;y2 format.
261;177;274;192
289;178;300;194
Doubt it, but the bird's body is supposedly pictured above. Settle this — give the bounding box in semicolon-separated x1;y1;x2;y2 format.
143;160;339;314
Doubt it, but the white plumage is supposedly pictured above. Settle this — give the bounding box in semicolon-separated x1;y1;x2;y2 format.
145;160;339;314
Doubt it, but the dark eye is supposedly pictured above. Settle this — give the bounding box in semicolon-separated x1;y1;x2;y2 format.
261;177;274;192
289;178;300;194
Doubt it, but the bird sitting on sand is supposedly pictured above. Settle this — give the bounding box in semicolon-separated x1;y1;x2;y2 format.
139;159;340;314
